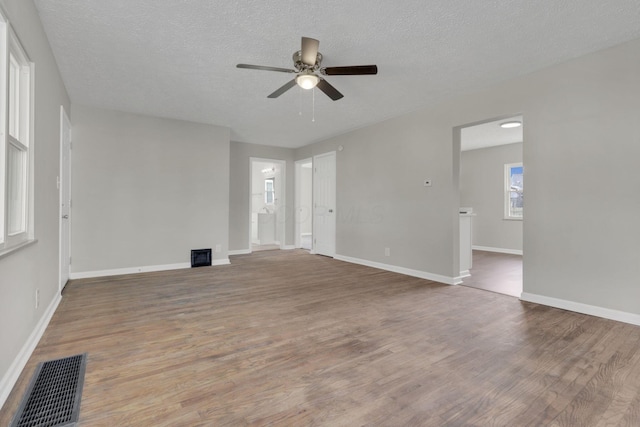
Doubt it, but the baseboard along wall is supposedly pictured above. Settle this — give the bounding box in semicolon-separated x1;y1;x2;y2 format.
334;254;459;285
520;292;640;327
472;245;523;256
69;259;231;280
0;293;61;410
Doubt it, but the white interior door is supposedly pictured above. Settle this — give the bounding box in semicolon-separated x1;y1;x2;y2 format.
59;107;71;290
313;152;336;257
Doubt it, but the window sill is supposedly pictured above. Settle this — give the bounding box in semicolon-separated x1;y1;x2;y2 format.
0;238;37;260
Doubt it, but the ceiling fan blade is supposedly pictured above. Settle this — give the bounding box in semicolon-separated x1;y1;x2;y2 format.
267;79;297;98
301;37;320;66
237;64;295;73
316;79;344;101
322;65;378;75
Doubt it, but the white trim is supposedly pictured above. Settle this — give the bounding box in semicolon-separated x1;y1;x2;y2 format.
0;237;36;259
0;292;61;409
228;249;251;256
281;245;296;250
452;275;465;285
295;158;313;249
472;245;523;256
313;151;337;257
69;259;231;280
459;270;471;278
59;105;71;292
335;254;458;285
520;292;640;326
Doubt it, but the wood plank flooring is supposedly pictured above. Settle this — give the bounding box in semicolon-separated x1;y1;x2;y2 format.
1;249;639;426
460;250;523;297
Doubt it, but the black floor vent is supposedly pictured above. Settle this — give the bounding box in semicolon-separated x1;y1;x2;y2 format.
10;353;87;427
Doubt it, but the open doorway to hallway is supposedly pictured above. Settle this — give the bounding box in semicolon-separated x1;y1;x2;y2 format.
458;115;523;297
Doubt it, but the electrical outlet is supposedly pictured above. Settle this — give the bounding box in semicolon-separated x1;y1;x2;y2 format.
423;179;432;187
215;244;222;253
35;289;40;309
385;247;391;257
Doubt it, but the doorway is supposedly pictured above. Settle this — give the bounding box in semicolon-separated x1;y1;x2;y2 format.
312;151;336;257
250;158;286;252
458;115;523;297
59;106;71;291
295;159;313;251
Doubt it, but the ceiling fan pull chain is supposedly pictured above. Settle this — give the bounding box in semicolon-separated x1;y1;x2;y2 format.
312;87;315;123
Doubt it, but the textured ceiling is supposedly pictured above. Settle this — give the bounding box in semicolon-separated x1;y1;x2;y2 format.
33;0;640;148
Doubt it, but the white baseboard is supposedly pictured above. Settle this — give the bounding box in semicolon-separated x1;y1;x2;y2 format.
520;292;640;326
281;245;296;250
472;245;523;256
69;259;230;280
228;249;251;256
0;292;61;409
334;254;458;285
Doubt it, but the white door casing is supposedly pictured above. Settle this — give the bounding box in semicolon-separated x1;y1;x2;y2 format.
295;158;313;249
313;151;336;257
59;106;71;290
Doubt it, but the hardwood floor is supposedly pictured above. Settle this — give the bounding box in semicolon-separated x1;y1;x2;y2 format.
2;250;639;426
460;250;523;297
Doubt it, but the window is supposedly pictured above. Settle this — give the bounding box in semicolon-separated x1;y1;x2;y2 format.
265;178;275;204
505;163;523;220
0;18;34;250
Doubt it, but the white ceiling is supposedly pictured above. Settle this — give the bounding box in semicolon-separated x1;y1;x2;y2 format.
33;1;640;149
461;115;522;151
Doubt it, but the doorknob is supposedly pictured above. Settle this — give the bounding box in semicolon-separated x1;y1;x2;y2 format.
328;209;333;213
62;215;69;219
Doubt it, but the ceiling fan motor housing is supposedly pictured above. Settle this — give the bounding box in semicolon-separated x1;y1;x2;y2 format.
293;51;322;72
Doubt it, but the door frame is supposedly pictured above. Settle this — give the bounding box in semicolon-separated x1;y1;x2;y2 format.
455;113;524;292
312;151;336;257
295;158;313;249
59;106;71;291
249;157;286;252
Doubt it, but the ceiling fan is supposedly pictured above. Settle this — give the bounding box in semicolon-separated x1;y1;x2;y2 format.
237;37;377;101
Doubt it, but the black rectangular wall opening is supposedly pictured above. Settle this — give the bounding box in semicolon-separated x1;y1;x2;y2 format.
191;248;212;267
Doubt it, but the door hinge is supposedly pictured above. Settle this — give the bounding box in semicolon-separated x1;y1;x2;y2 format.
69;257;72;265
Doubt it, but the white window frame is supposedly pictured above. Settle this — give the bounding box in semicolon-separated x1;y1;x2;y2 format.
504;162;523;220
0;13;35;253
264;177;275;205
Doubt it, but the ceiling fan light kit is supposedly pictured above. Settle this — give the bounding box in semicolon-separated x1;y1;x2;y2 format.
237;36;378;101
296;70;320;89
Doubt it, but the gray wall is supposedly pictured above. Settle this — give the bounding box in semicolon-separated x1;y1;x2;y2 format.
460;142;523;252
300;38;640;315
0;0;71;406
71;105;230;272
229;141;295;251
297;115;458;278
